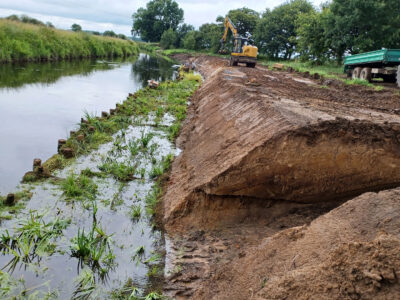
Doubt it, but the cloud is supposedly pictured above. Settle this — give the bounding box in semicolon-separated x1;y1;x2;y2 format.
0;0;325;36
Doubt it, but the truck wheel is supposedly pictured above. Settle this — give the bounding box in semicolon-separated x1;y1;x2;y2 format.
352;67;362;79
360;67;372;82
397;66;400;88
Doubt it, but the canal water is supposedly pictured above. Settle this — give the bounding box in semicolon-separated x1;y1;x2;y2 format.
0;54;175;194
0;54;182;298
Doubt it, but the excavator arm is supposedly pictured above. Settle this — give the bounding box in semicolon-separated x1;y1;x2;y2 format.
220;17;238;50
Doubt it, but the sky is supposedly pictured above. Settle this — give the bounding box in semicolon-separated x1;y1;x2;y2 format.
0;0;325;36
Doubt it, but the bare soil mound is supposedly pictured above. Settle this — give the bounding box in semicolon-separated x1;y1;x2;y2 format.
162;55;400;299
192;189;400;300
164;55;400;231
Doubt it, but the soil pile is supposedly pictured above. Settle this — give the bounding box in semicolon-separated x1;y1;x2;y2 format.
162;55;400;299
192;189;400;299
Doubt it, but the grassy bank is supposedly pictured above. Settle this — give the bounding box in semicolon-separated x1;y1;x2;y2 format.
0;19;139;63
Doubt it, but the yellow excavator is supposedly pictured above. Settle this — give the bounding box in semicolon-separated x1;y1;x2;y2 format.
220;17;258;68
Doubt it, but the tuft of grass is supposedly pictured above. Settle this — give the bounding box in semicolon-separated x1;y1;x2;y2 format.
130;205;142;221
139;131;154;148
60;174;98;201
98;161;136;181
70;224;114;272
145;184;162;216
72;268;96;300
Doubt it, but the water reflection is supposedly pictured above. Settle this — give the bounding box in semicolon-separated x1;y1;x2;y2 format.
131;54;176;87
0;59;116;90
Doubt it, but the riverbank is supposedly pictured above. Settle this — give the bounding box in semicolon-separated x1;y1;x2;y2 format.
0;69;201;298
0;20;139;63
162;54;400;299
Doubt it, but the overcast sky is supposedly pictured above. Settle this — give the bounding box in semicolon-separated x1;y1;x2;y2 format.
0;0;325;36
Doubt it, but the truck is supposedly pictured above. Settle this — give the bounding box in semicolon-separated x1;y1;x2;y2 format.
344;49;400;88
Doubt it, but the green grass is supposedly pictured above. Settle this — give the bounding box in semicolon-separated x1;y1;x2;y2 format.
98;161;136;181
130;205;142;221
60;174;98;201
0;211;70;272
70;224;114;272
145;184;162;216
0;19;139;63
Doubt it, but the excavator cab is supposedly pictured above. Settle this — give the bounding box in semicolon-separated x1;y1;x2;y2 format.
220;17;258;68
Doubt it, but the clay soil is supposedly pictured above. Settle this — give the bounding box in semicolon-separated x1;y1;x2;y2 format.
161;55;400;299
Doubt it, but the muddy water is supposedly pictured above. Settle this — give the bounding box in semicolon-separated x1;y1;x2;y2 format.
0;54;175;194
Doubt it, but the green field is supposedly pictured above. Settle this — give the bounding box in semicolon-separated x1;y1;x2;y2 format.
0;19;139;63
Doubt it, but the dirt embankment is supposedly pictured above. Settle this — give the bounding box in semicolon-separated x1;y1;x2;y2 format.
162;55;400;299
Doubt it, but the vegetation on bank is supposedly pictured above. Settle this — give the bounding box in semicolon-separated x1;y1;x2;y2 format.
0;19;139;63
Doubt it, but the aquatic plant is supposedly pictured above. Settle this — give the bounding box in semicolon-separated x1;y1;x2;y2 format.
70;223;114;273
130;205;142;221
139;131;154;149
98;161;136;181
60;174;98;201
1;211;70;272
72;268;96;300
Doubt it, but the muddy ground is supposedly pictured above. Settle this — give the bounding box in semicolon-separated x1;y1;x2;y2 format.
162;55;400;299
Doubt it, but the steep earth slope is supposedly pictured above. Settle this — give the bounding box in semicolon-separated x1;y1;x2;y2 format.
162;55;400;299
163;55;400;230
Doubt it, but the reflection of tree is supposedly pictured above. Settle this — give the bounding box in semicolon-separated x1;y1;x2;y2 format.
130;54;176;88
0;59;119;90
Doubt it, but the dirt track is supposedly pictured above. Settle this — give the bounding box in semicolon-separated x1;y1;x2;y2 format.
162;55;400;299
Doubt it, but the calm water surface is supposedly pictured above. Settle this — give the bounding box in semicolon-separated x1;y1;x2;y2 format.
0;54;175;194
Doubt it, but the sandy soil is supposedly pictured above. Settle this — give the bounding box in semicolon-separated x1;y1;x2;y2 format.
161;55;400;299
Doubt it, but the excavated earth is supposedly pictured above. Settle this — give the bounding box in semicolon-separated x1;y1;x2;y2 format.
161;55;400;299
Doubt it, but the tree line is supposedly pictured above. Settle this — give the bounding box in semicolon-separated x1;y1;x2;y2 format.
132;0;400;63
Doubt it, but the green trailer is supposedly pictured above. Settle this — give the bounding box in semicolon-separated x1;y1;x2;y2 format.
344;49;400;87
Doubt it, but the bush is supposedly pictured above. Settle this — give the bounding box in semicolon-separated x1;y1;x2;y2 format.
182;31;196;50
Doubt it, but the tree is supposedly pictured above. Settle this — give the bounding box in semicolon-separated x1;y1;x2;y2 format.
198;23;224;53
182;31;197;50
46;21;54;28
117;34;127;40
71;23;82;32
255;0;314;59
160;28;177;49
322;0;400;62
296;8;329;62
132;0;184;42
226;7;259;38
176;23;195;48
182;31;203;50
103;30;117;37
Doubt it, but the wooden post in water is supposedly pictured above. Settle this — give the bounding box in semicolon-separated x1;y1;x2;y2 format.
5;193;15;206
58;139;66;153
33;158;42;171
